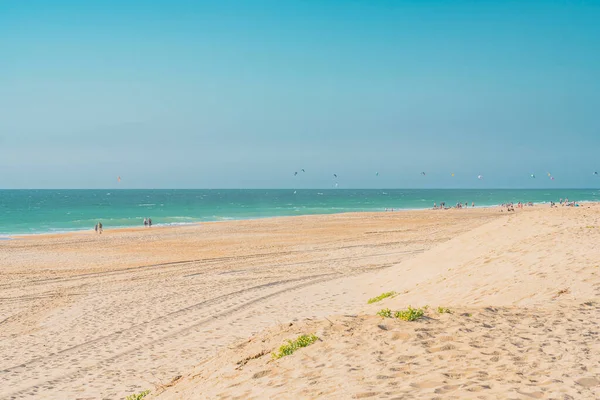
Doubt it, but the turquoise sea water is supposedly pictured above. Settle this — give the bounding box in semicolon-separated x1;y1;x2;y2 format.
0;189;598;235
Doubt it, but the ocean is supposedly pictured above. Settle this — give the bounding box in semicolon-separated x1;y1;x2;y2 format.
0;189;598;236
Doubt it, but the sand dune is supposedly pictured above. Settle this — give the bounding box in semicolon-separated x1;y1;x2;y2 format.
152;205;600;399
155;304;600;399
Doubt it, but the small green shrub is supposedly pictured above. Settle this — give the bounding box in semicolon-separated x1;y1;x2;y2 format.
377;308;393;318
394;306;425;321
368;291;396;304
126;390;150;400
437;307;452;314
272;334;318;359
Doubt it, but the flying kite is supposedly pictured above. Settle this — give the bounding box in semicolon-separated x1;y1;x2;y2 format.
594;172;598;176
451;173;455;177
333;174;338;178
550;176;555;180
420;172;426;176
117;176;121;183
335;182;339;188
547;172;552;177
301;169;305;173
530;174;535;178
294;172;298;176
376;172;379;176
477;175;483;180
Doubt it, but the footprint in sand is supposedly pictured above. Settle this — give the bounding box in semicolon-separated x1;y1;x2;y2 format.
410;380;444;389
516;389;545;398
576;377;600;387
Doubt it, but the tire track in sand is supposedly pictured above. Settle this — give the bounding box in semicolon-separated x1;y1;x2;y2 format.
0;271;348;399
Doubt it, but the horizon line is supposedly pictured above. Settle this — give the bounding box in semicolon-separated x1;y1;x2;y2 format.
1;188;598;191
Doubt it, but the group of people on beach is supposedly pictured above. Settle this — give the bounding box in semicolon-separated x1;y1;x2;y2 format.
431;198;582;212
432;202;475;210
501;202;530;211
502;199;582;211
93;218;154;234
558;198;579;207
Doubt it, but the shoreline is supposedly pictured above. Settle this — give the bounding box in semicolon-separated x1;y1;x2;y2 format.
4;200;596;240
1;204;505;239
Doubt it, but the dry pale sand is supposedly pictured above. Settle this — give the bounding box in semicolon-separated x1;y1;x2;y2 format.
1;205;599;399
151;204;600;400
0;208;498;399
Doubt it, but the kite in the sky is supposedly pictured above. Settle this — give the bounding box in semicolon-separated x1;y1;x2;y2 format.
333;174;338;178
477;175;483;180
376;172;379;176
550;176;555;180
451;173;455;177
530;174;536;178
420;172;426;176
547;172;552;177
117;176;121;183
594;171;598;176
294;172;298;176
335;182;339;188
301;169;305;173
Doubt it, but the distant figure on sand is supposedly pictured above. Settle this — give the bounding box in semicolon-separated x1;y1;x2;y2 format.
144;218;148;227
98;222;103;234
148;218;152;227
94;223;98;233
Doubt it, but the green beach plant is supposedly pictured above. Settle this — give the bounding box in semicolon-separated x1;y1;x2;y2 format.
377;308;393;318
394;306;425;321
437;307;452;314
368;291;397;304
125;390;150;400
272;334;319;359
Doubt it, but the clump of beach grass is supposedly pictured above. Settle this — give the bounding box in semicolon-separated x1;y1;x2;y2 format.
377;308;393;318
377;306;426;321
125;390;150;400
437;307;452;314
368;291;396;304
394;306;425;321
272;334;318;359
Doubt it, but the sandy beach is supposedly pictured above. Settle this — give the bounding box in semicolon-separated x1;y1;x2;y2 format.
1;205;600;399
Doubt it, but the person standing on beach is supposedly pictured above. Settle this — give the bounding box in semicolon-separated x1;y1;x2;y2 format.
94;223;98;234
98;222;103;234
148;218;152;227
144;218;148;227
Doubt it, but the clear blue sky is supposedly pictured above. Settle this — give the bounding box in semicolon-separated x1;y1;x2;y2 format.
1;0;599;189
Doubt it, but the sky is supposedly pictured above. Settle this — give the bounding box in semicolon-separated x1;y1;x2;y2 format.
1;0;599;189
